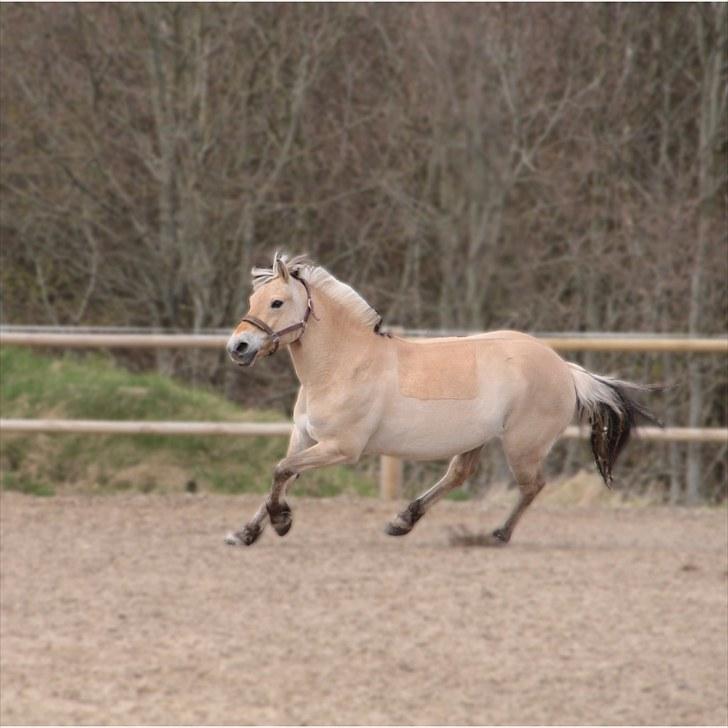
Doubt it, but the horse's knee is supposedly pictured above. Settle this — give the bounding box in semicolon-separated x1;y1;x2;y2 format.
273;463;295;485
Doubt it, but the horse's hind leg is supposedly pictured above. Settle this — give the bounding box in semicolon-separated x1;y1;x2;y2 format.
487;471;545;545
385;446;483;536
486;436;550;546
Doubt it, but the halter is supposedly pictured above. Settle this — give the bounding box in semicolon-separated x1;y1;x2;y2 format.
238;274;317;356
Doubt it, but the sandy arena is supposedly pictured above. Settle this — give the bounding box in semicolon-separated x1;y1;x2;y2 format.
1;492;726;725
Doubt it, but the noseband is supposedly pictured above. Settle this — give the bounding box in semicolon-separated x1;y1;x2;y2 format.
238;275;316;356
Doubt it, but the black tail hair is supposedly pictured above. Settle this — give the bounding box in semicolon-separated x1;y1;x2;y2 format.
586;380;663;488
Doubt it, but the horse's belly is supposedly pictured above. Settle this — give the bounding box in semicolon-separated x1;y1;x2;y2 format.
364;398;505;460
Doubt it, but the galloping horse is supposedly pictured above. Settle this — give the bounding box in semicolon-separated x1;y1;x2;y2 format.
225;253;659;547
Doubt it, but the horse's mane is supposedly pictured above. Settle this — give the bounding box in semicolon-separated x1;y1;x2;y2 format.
252;253;381;329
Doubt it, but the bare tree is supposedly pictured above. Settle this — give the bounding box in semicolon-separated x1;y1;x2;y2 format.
1;3;725;498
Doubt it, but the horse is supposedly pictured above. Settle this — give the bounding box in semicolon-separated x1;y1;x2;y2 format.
224;253;659;547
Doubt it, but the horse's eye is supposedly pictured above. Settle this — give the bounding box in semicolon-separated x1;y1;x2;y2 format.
271;299;284;309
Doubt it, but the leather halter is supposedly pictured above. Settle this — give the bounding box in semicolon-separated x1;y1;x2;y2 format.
238;275;316;356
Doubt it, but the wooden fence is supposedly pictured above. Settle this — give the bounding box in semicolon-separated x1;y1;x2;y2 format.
1;330;727;353
1;328;726;497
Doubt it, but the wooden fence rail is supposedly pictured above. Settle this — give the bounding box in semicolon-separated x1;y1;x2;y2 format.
2;419;726;442
1;330;727;353
2;329;726;497
0;419;294;437
2;419;726;498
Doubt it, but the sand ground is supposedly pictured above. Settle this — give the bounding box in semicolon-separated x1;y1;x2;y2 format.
1;492;726;725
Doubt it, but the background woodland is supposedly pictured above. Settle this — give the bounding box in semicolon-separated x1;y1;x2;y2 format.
1;4;726;501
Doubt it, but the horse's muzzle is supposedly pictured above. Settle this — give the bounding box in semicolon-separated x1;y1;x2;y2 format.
230;350;257;367
227;335;259;367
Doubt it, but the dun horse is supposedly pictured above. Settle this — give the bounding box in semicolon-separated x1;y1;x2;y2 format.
225;254;659;547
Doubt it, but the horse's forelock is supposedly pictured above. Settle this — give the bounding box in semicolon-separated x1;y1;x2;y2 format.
250;254;379;328
251;253;312;290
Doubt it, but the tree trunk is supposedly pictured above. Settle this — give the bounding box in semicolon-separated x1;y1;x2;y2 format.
686;4;726;504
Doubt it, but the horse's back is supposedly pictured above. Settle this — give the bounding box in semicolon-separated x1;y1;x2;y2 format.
395;329;568;380
397;328;548;348
392;328;575;429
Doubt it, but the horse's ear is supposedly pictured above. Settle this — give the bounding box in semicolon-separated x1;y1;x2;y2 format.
273;253;290;282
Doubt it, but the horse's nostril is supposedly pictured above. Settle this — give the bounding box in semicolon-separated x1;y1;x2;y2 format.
235;341;248;355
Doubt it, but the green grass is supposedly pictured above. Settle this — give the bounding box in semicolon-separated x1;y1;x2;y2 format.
1;472;55;497
0;348;375;497
446;489;472;502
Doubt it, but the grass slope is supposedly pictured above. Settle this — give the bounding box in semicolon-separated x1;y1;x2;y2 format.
0;348;375;497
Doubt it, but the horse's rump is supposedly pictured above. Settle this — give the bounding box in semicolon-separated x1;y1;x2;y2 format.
396;339;478;400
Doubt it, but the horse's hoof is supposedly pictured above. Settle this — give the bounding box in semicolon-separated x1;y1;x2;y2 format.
267;501;293;537
385;521;412;537
272;516;293;537
385;501;423;537
225;531;243;546
484;528;510;546
225;523;262;546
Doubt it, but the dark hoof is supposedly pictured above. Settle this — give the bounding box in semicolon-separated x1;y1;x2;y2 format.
489;528;510;545
385;521;412;537
272;517;293;537
225;522;263;547
385;501;424;537
267;501;293;537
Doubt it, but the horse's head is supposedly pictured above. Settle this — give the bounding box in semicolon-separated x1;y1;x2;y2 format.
227;254;314;367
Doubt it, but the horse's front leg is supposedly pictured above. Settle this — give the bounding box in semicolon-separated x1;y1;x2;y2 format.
227;439;353;546
225;426;313;547
225;499;270;547
266;441;354;537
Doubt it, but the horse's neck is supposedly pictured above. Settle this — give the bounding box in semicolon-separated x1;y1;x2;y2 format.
288;291;380;386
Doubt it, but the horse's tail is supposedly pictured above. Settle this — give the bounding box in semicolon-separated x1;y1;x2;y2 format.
568;363;662;488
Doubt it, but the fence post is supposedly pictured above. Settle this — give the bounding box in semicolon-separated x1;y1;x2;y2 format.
379;455;403;500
